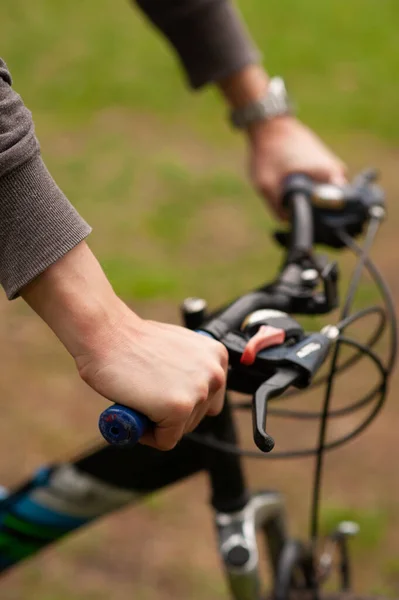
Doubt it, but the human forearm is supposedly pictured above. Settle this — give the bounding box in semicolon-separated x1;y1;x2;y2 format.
0;60;91;299
20;241;130;360
218;64;269;110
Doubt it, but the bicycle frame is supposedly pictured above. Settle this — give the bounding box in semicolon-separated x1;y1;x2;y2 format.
77;395;292;600
0;394;295;600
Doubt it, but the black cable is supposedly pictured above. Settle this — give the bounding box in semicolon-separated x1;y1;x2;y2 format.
310;216;382;541
336;306;386;333
337;229;398;372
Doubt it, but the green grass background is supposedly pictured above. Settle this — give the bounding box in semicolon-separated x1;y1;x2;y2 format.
3;0;399;304
2;1;399;599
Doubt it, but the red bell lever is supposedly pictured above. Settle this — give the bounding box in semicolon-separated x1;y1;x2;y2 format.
240;325;286;366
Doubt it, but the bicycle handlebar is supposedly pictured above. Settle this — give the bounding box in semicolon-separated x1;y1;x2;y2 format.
283;175;314;261
98;171;385;449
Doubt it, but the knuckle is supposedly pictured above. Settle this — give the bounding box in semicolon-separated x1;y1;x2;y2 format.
255;179;266;194
169;395;193;419
196;382;210;404
207;393;224;417
255;174;272;194
212;366;226;392
214;342;228;368
77;358;96;386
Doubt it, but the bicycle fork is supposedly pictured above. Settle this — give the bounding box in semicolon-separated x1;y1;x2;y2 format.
215;491;288;600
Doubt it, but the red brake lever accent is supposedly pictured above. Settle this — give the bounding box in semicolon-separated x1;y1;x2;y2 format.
240;325;286;366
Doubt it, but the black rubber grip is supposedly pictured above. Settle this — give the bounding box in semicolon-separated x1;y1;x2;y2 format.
282;174;314;261
290;192;314;256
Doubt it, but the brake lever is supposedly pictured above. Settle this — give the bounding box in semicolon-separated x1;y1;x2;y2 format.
246;324;339;452
253;368;301;452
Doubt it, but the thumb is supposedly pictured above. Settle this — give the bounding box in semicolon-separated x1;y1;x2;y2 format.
329;171;348;186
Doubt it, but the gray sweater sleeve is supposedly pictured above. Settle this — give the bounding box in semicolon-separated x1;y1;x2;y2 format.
0;59;91;299
134;0;260;89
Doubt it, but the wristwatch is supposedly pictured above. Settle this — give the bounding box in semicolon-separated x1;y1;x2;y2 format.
230;76;293;130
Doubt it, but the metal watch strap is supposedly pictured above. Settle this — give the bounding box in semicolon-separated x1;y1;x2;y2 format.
230;77;292;130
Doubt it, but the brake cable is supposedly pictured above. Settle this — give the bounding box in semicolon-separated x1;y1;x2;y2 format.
186;223;396;462
310;215;383;540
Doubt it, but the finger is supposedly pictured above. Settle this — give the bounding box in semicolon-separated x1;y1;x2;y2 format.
185;365;226;432
275;205;290;222
206;365;227;417
207;384;226;415
207;383;226;419
184;401;211;434
329;170;348;186
141;421;186;451
183;379;210;433
185;368;226;432
305;164;348;186
257;176;289;222
216;342;229;372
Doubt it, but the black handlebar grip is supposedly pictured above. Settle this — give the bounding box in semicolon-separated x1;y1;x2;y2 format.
282;174;314;260
290;192;314;254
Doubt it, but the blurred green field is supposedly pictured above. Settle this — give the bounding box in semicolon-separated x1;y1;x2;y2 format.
3;0;399;304
2;1;399;599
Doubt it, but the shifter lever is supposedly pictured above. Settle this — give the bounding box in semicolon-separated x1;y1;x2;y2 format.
253;368;301;452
